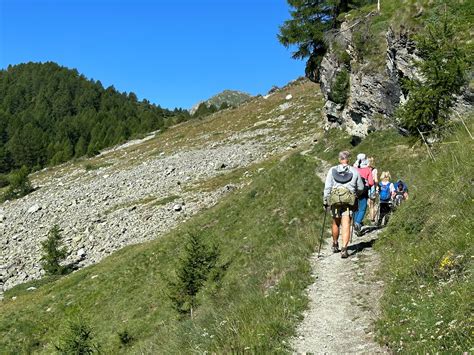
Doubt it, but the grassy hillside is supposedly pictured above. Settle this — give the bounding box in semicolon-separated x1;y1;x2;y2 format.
0;153;325;353
374;118;474;352
311;114;473;352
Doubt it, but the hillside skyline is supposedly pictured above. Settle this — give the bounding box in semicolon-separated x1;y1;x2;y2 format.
0;0;305;109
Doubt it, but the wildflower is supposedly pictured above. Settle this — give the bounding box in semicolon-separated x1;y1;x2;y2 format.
439;251;455;271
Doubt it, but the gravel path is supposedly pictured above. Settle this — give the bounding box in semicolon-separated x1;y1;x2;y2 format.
292;160;387;353
292;228;387;353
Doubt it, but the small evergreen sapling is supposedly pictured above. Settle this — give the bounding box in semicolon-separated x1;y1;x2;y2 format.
329;68;350;106
41;225;68;275
56;314;100;354
2;165;33;201
168;234;219;318
397;13;470;135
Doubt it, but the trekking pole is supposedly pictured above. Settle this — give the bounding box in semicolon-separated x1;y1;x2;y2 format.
350;215;355;244
317;207;328;257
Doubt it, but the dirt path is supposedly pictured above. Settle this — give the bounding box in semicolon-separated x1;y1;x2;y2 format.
293;159;387;353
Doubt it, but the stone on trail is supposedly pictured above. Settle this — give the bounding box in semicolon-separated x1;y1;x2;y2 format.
27;204;42;214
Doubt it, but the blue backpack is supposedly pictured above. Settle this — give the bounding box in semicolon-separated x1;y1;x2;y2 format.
379;182;391;201
394;180;408;193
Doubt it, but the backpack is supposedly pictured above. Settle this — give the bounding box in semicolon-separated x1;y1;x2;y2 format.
329;168;356;207
394;180;408;193
360;176;370;198
379;182;391;202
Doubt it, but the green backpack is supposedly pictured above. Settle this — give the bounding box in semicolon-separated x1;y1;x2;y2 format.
329;186;356;207
329;167;356;208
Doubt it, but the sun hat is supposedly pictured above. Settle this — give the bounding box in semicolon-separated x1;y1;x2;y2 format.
360;158;369;168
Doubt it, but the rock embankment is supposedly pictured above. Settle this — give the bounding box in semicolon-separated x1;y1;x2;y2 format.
319;19;472;137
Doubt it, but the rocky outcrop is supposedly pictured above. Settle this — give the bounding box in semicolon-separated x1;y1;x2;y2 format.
319;18;473;136
319;21;420;136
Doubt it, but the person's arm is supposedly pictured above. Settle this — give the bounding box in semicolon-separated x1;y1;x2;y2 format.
390;183;396;198
323;169;333;205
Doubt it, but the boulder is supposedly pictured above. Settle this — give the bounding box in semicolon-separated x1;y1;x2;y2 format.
77;248;86;258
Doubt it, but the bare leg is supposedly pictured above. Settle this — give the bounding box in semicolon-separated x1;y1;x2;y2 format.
368;199;374;220
332;218;341;243
341;215;351;248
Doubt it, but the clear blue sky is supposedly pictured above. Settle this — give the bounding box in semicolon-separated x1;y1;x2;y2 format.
0;0;304;109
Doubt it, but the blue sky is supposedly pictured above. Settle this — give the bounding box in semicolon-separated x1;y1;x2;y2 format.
0;0;305;109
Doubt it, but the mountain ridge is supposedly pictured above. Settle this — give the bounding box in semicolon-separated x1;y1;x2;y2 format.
189;89;252;115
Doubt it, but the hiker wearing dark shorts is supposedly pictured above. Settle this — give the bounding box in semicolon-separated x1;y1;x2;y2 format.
323;151;364;258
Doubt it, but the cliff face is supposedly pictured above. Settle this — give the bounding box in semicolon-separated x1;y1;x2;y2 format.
319;20;420;137
319;16;473;137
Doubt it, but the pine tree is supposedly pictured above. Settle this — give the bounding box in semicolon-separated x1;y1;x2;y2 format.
397;14;470;135
168;234;219;318
278;0;366;81
56;313;100;354
40;225;68;275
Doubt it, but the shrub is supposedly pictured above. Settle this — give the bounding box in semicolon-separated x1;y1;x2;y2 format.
329;68;350;105
0;174;9;188
2;165;33;201
117;330;134;346
40;225;68;275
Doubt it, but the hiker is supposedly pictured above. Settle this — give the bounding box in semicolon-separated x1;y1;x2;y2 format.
392;179;409;206
367;157;379;224
323;151;364;258
353;153;374;235
378;171;394;226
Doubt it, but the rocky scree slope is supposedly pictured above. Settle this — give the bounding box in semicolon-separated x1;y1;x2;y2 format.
0;79;323;298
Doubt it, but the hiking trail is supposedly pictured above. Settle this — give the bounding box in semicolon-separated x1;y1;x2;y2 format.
292;159;387;353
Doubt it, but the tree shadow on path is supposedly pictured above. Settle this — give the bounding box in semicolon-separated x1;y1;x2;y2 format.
348;238;377;255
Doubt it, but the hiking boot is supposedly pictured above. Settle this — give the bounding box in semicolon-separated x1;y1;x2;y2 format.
341;247;349;259
354;223;362;236
331;242;340;253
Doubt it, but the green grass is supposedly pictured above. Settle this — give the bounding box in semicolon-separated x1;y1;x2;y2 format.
346;0;474;74
374;118;474;352
152;194;180;206
83;162;112;171
311;118;473;352
0;153;325;353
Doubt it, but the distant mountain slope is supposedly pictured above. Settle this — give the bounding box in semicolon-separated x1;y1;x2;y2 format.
0;78;325;353
0;62;189;174
190;89;252;115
